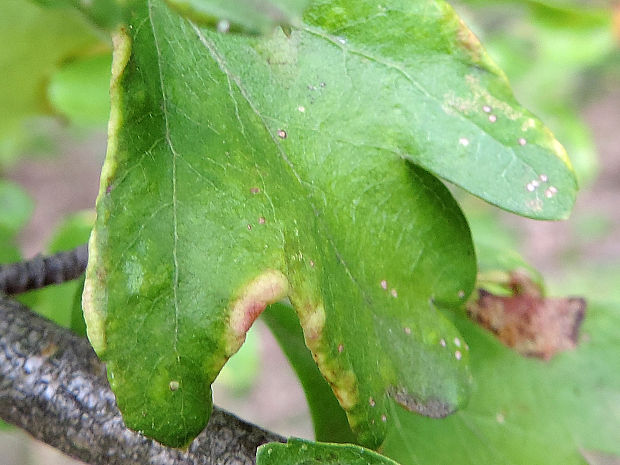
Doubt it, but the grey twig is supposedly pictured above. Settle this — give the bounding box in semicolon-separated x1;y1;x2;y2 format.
0;244;89;295
0;296;283;465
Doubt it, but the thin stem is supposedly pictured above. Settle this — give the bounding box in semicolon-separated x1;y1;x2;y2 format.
0;244;88;295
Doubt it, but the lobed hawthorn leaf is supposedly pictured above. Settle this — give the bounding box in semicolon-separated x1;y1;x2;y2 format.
83;0;575;448
165;0;310;34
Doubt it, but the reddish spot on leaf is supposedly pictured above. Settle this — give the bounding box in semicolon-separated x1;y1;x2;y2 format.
467;274;586;360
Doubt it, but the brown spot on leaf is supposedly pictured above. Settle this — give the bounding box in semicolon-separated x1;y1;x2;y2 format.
467;272;586;360
387;386;453;418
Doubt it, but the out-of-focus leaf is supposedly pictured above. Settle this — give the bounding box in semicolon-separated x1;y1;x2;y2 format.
19;210;94;332
48;53;112;127
0;0;104;164
262;303;355;444
33;0;139;30
0;180;34;235
257;438;400;465
164;0;310;33
0;180;32;264
214;323;261;394
382;302;620;465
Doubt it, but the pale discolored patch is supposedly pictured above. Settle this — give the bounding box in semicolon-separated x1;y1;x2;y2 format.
227;270;288;354
83;229;107;354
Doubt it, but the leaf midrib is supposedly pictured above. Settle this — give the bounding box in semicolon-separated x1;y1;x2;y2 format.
149;0;181;360
188;22;373;307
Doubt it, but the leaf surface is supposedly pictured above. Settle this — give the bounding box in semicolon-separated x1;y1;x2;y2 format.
165;0;310;33
84;0;481;448
381;302;620;465
257;438;400;465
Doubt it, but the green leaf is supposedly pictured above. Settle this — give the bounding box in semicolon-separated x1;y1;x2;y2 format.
83;0;485;448
262;303;355;444
0;180;32;264
32;0;139;30
381;302;620;464
48;53;112;127
0;180;34;235
164;0;310;33
257;438;401;465
0;0;103;161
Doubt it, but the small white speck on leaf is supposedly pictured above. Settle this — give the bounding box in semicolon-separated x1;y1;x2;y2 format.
169;381;180;391
440;338;447;347
404;327;411;335
310;260;315;268
454;337;461;347
496;412;505;424
380;280;388;290
532;180;540;188
258;217;266;224
458;290;465;298
455;350;462;360
277;129;287;139
298;105;305;113
459;137;469;146
545;186;558;198
250;187;260;194
540;174;548;182
369;397;376;407
391;289;398;298
337;37;347;45
247;224;252;230
483;105;492;113
489;114;497;123
338;344;344;353
381;414;387;422
518;137;527;146
217;19;230;34
527;183;535;192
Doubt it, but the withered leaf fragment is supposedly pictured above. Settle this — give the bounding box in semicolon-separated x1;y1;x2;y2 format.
468;272;586;360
